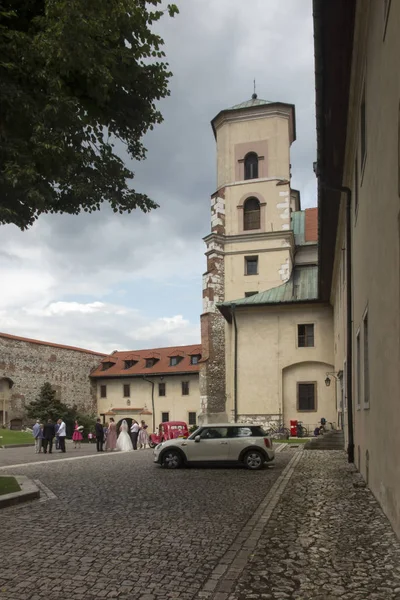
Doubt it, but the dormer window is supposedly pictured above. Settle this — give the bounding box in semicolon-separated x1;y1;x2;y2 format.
102;362;114;371
145;358;155;368
244;152;259;180
190;355;201;365
169;356;182;367
243;197;261;230
124;360;137;369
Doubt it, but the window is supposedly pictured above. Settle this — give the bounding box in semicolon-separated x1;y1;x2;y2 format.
190;355;201;365
356;331;361;409
145;358;154;368
361;84;366;169
158;382;166;397
102;362;114;371
123;384;130;397
243;197;261;230
182;381;190;395
245;256;258;275
169;356;180;367
298;324;314;347
199;427;229;439
161;412;169;423
100;385;107;398
188;412;197;426
297;383;316;411
245;291;258;297
244;152;259;180
124;360;137;369
363;311;369;408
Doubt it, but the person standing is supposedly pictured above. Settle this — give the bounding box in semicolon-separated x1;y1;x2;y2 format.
57;418;66;453
130;419;140;450
105;417;117;451
54;420;60;450
42;419;56;454
32;419;41;454
72;420;83;449
138;420;150;450
95;418;104;452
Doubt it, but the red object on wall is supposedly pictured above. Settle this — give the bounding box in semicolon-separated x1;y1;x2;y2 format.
290;420;298;437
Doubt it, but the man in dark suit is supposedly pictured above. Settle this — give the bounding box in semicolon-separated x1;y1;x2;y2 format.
95;418;104;452
42;419;56;454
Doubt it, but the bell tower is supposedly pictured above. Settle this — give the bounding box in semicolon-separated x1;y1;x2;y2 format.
200;94;298;423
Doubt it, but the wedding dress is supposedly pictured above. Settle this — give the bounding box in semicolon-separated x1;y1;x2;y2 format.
116;420;133;452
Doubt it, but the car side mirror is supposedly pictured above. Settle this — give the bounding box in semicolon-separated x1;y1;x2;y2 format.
194;435;201;443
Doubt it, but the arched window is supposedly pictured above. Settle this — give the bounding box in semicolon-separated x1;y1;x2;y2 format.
243;197;261;230
244;152;259;180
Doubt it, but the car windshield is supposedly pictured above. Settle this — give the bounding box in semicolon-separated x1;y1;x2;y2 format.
170;425;184;430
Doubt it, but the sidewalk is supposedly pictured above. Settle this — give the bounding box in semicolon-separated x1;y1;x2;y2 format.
0;441;98;468
227;450;400;600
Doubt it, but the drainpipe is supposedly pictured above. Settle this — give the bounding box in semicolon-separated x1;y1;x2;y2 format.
142;376;155;432
231;304;238;423
321;183;354;463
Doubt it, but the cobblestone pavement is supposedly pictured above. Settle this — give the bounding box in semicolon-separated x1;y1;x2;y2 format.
1;448;399;600
0;441;98;467
0;447;291;600
224;450;400;600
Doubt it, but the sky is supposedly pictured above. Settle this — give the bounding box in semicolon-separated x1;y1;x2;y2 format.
0;0;316;354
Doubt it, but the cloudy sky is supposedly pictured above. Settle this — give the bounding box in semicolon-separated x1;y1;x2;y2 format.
0;0;316;354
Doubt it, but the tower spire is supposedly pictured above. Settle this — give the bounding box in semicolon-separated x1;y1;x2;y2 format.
252;79;257;100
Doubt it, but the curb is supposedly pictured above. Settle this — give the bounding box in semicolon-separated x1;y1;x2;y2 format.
0;443;35;449
0;476;40;509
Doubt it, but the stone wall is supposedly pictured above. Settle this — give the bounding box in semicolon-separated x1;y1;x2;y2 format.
0;333;105;424
199;188;227;422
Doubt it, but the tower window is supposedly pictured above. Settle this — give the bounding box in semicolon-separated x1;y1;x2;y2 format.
243;197;261;230
245;256;258;275
244;152;259;180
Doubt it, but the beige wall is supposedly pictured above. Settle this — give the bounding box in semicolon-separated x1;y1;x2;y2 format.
224;304;334;429
334;0;400;537
96;374;200;432
215;110;292;189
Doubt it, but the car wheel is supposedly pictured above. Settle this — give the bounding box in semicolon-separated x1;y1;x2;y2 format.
149;441;156;449
161;450;183;469
243;450;264;470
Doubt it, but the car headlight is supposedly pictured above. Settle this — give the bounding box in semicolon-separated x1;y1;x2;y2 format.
156;443;163;450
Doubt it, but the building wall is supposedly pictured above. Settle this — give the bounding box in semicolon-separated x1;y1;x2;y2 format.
337;0;400;537
224;304;335;429
96;374;200;432
0;334;103;424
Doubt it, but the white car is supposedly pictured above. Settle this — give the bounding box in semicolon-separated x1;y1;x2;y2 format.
153;423;274;470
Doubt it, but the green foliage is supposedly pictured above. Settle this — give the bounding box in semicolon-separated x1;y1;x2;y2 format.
25;382;96;438
0;0;179;229
25;382;70;423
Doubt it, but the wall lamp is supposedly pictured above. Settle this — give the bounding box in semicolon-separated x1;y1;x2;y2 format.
324;371;342;387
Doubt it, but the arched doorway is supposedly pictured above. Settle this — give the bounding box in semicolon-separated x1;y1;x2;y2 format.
0;377;14;426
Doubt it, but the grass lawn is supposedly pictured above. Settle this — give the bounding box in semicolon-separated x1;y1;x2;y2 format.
277;438;310;444
0;476;21;496
0;429;34;446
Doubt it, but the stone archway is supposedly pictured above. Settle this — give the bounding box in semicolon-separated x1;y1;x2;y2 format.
0;377;14;426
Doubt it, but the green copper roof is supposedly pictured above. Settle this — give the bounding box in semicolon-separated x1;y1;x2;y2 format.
219;266;318;314
229;98;272;110
291;211;305;245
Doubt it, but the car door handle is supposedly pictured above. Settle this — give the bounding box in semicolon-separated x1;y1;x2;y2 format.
220;441;228;444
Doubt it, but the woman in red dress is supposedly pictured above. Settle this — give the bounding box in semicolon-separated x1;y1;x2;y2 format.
72;420;83;449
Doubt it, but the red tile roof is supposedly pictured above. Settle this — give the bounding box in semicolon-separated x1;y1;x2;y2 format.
0;331;107;356
91;344;202;378
305;207;318;242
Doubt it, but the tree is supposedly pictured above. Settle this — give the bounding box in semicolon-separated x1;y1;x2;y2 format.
0;0;179;229
25;381;71;423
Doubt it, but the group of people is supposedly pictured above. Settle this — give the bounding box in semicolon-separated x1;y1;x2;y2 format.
94;418;150;453
32;417;150;454
32;418;67;454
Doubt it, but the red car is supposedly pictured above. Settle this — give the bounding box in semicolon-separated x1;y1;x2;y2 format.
149;421;190;448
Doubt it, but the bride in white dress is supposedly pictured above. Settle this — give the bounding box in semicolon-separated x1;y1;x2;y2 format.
116;420;133;452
